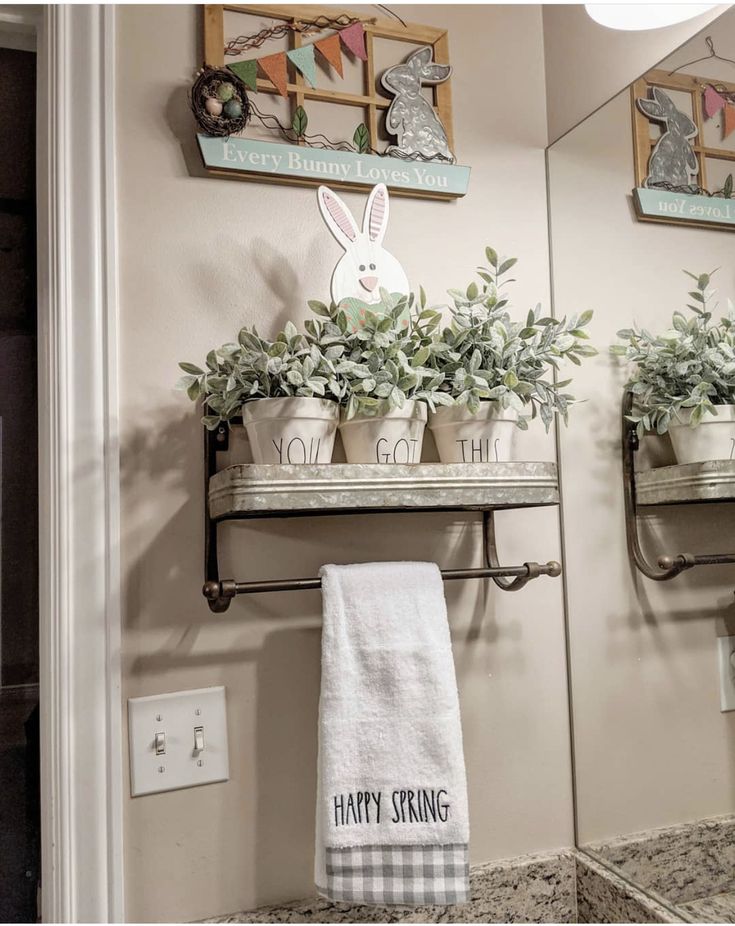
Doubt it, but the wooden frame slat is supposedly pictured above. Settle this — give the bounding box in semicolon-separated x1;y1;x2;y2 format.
632;67;735;189
205;4;454;157
253;77;390;109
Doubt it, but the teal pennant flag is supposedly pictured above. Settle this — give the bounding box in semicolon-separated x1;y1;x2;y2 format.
227;59;258;92
286;45;317;88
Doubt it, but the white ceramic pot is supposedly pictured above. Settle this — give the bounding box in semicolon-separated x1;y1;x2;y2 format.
668;404;735;465
428;402;519;463
339;400;427;464
241;397;338;464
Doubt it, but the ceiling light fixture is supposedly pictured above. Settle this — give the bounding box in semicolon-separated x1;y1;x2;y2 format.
585;4;720;31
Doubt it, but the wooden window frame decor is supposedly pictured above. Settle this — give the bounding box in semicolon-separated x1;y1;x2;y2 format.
196;4;470;200
632;68;735;230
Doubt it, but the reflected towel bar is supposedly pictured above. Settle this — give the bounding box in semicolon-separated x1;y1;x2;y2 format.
203;424;562;612
622;389;735;580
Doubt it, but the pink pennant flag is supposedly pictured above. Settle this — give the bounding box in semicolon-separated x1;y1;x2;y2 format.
704;84;726;119
339;22;368;61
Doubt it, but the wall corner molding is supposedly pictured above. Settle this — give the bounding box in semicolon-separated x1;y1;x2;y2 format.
37;5;124;922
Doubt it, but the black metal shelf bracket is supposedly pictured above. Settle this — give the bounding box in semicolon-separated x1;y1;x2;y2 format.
203;424;562;612
622;389;735;580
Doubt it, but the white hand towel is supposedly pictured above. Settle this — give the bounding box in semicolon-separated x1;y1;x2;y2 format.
315;562;469;906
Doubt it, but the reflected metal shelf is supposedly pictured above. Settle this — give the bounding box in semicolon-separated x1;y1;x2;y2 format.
202;424;562;612
622;390;735;581
636;461;735;507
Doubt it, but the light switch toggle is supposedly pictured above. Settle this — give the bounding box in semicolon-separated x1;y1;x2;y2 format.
154;732;166;755
193;725;205;754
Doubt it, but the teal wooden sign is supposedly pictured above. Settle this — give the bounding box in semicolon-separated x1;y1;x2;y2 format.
634;187;735;229
197;135;470;199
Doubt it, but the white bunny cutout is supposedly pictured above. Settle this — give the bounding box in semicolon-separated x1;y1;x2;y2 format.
317;183;409;314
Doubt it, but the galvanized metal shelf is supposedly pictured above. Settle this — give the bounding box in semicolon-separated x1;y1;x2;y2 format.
209;461;559;521
636;461;735;507
202;424;562;611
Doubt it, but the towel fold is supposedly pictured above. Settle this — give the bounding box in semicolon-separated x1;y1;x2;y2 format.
315;562;470;906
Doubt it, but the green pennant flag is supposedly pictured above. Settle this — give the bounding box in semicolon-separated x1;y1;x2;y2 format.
227;59;258;92
286;44;317;88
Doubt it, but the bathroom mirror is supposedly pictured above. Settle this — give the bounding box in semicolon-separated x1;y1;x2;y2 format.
548;5;735;919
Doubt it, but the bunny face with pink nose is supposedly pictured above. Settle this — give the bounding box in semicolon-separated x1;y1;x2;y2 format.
317;183;409;310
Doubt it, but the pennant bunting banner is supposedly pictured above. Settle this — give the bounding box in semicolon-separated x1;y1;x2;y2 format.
704;84;726;119
315;33;344;78
227;59;258;92
724;102;735;139
258;52;289;97
287;44;318;88
339;22;368;61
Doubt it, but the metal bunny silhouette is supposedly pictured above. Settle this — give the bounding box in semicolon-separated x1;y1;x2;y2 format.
636;87;699;189
381;46;454;163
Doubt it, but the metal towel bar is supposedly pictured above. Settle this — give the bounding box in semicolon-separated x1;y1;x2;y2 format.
203;424;562;612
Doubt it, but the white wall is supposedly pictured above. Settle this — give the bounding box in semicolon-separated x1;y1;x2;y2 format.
549;11;735;844
117;5;573;921
543;4;728;143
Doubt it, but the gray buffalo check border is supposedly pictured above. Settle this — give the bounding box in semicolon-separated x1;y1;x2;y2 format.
320;844;469;905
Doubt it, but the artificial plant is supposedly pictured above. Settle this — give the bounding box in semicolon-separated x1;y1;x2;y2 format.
177;321;344;429
611;270;735;437
307;290;452;418
419;248;596;429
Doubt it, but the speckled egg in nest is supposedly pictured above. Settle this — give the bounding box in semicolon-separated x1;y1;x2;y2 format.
190;65;250;137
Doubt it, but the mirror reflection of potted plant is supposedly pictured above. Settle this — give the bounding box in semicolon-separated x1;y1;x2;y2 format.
308;290;452;464
612;270;735;466
418;249;595;463
177;321;344;464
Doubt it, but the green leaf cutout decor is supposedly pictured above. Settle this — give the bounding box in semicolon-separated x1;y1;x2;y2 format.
292;105;308;137
724;173;733;199
353;123;369;154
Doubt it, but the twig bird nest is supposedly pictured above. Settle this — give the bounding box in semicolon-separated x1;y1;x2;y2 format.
190;65;250;137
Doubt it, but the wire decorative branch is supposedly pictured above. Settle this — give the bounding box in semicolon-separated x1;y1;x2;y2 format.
647;178;735;198
249;99;364;152
248;100;453;161
224;14;361;55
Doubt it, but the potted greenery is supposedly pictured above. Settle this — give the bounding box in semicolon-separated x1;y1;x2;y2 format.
308;291;451;463
177;321;344;464
420;248;595;463
611;270;735;465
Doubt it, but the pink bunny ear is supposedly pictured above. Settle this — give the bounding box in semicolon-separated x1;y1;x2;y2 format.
363;183;389;244
317;185;358;247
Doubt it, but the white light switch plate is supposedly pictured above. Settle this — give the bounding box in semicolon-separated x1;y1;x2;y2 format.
717;636;735;712
128;686;229;796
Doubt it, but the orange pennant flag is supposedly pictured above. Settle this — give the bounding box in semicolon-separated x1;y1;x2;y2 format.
315;33;343;78
724;103;735;140
258;52;289;97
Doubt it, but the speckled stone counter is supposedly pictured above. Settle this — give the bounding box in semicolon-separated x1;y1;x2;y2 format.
575;852;682;923
203;850;577;924
681;890;735;923
586;813;735;907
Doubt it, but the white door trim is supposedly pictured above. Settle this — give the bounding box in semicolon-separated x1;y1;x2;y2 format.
37;5;123;921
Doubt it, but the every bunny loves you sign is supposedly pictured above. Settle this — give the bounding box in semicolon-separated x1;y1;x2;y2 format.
197;135;469;197
197;4;470;200
631;68;735;230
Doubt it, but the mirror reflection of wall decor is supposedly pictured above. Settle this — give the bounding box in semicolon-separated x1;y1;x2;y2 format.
194;4;471;200
632;43;735;230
